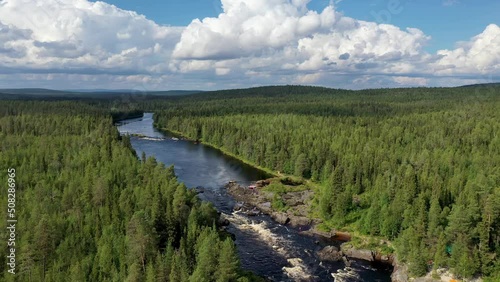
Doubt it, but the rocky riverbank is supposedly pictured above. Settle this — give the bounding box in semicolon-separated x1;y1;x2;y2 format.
226;180;316;228
225;181;396;272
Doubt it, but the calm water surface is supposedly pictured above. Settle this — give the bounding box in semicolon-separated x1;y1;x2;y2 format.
117;113;392;282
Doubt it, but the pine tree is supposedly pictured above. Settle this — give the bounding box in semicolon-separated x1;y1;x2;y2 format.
294;153;308;178
190;229;219;282
33;215;54;279
126;211;158;272
145;262;156;282
450;234;479;278
433;232;448;270
215;239;240;282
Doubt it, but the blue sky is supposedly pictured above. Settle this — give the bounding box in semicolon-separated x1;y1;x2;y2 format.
0;0;499;90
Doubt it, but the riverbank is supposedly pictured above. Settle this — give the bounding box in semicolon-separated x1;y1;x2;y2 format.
112;111;144;123
225;181;397;265
223;182;487;282
226;180;316;227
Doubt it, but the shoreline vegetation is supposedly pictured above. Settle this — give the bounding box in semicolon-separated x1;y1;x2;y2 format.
111;111;144;123
157;126;278;178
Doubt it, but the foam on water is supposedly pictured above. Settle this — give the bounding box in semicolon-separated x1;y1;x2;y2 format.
332;267;362;282
226;212;314;280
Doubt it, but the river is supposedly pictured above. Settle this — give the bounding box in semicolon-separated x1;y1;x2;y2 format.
117;113;392;282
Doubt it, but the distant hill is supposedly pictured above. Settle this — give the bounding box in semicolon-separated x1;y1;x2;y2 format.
185;85;350;100
66;89;203;96
0;88;203;100
459;82;500;88
0;88;71;96
3;83;499;101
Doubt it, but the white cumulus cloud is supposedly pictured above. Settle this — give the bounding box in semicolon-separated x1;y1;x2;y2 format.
434;24;500;76
0;0;182;75
171;0;432;80
0;0;499;89
172;0;337;60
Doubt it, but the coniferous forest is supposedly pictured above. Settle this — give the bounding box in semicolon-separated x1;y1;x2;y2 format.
2;0;500;280
0;101;255;282
154;86;500;279
0;85;499;281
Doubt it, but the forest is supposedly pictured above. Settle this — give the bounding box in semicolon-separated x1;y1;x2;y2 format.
153;85;500;279
1;85;498;281
0;100;257;281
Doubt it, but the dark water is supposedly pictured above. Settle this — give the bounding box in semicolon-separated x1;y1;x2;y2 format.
117;113;392;282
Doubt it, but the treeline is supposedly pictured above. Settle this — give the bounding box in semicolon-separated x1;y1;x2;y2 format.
0;101;254;281
0;100;143;123
155;85;500;279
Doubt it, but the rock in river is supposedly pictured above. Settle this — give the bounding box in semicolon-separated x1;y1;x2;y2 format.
316;246;343;262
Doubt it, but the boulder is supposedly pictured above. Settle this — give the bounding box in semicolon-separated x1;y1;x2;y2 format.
283;193;304;206
233;202;244;211
340;244;374;261
271;212;290;225
218;217;230;226
255;180;270;187
342;256;351;267
299;190;314;202
260;202;271;208
256;202;272;214
297;228;334;239
194;186;205;194
391;256;409;282
288;215;312;227
317;246;343;262
313;229;335;239
246;208;260;216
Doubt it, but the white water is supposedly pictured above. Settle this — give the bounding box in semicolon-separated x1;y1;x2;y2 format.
139;136;165;141
226;212;315;280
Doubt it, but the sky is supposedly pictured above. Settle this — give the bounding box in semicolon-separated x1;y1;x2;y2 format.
0;0;499;90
